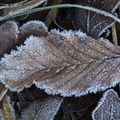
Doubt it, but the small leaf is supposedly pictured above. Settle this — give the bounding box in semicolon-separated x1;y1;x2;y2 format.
92;89;120;120
0;21;19;57
1;21;120;97
18;20;48;43
57;0;120;38
20;96;63;120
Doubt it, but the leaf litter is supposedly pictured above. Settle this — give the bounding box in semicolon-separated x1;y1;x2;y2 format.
0;0;120;119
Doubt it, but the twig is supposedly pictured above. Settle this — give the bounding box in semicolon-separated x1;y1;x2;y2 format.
119;6;120;18
112;24;118;45
2;95;14;120
0;88;8;101
53;19;64;30
45;0;62;27
0;4;120;23
0;84;8;101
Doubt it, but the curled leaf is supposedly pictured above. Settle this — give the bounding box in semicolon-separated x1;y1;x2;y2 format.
18;20;48;43
92;89;120;120
1;21;120;97
20;96;63;120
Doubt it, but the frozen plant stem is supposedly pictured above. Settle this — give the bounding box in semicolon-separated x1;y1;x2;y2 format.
0;4;120;23
112;24;118;45
2;95;14;120
45;0;62;26
0;88;8;101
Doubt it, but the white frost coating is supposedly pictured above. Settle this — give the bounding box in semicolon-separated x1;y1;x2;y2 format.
92;89;119;120
45;97;62;120
33;79;116;97
0;21;120;97
50;29;87;38
0;35;48;82
50;102;63;120
20;20;48;32
98;20;115;37
111;1;120;13
1;35;46;63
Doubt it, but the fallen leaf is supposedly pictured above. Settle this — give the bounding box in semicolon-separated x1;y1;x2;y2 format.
0;21;19;57
18;20;48;44
56;0;120;38
1;21;120;97
20;96;63;120
92;89;120;120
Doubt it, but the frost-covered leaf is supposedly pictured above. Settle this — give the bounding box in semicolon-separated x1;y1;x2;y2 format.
92;89;120;120
0;21;19;57
73;0;120;38
1;21;120;96
18;20;48;43
57;0;120;38
20;96;63;120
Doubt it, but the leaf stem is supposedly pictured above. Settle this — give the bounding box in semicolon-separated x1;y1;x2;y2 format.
112;24;118;45
0;4;120;23
2;95;14;120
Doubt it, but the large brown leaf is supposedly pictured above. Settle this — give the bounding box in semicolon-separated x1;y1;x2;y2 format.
1;21;120;97
92;89;120;120
57;0;120;38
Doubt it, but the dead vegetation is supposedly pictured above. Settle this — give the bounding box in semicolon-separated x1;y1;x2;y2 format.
0;0;120;120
